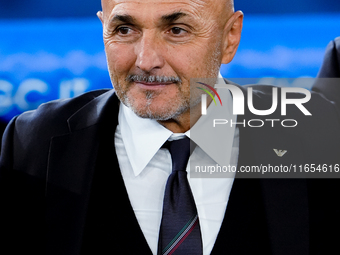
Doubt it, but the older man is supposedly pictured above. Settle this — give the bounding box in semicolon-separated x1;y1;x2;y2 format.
1;1;340;255
97;0;242;133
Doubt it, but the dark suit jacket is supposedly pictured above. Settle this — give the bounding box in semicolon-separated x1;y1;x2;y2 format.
1;86;340;255
312;37;340;108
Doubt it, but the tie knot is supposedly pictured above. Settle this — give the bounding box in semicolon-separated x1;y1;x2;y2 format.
165;137;191;172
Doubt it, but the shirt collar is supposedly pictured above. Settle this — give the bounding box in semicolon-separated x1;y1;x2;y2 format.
118;73;236;176
118;103;173;176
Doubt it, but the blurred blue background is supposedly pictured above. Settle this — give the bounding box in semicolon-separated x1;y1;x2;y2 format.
0;0;340;123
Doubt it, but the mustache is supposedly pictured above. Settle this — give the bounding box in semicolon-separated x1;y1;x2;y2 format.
126;74;182;84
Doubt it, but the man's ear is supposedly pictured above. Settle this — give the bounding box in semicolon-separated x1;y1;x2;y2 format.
221;11;243;64
97;11;104;25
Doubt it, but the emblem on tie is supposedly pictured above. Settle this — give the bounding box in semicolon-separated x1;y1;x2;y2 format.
273;149;287;157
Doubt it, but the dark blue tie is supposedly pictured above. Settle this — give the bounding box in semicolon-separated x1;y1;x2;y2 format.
158;137;203;255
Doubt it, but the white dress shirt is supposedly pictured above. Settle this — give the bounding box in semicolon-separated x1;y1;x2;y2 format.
114;76;239;255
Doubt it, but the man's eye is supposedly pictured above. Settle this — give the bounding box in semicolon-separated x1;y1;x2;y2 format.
170;27;187;35
117;27;132;35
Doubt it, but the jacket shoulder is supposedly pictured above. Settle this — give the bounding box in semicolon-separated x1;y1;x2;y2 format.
0;89;113;175
15;89;111;136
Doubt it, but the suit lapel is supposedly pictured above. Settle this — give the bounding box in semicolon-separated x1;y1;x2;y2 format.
80;94;152;254
45;91;151;255
46;127;100;255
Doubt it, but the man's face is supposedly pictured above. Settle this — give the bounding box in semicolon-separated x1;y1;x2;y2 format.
100;0;240;121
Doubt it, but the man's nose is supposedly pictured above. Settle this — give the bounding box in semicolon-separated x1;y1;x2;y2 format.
135;33;165;73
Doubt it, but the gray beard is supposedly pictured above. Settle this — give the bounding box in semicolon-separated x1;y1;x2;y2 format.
121;89;191;121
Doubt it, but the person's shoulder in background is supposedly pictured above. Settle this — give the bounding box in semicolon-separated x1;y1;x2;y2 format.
0;120;7;151
312;37;340;107
315;37;340;79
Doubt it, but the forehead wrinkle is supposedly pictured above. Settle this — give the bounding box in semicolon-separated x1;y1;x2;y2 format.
109;0;207;5
108;7;200;28
108;0;209;12
105;0;231;12
105;0;229;29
